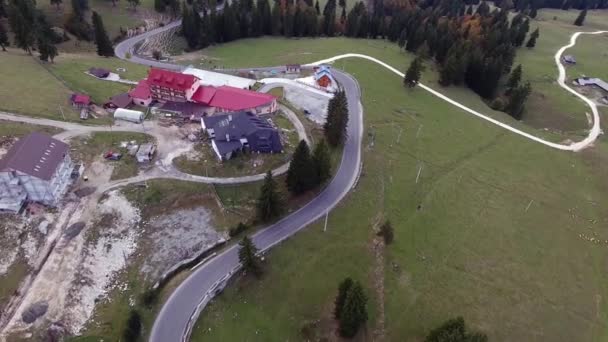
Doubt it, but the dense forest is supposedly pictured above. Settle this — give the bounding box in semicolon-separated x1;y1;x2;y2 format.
182;0;549;117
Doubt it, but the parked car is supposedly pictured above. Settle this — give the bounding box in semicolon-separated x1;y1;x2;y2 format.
104;151;123;161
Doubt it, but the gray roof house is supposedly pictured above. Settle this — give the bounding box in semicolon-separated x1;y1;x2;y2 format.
562;55;576;64
575;77;608;93
201;112;283;160
0;133;73;211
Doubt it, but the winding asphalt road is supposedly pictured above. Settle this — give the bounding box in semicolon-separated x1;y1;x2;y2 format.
112;17;607;341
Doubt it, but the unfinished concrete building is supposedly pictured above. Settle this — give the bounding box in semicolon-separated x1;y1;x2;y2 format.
0;133;73;212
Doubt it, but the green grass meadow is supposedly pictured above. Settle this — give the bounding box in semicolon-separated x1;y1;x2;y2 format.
190;10;608;342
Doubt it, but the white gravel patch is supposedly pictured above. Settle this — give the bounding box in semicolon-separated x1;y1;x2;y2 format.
65;190;141;334
141;208;225;280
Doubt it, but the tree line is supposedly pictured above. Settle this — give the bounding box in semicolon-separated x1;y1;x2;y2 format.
4;0;61;61
181;0;348;49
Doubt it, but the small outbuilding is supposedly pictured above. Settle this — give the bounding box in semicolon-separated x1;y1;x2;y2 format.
129;80;152;107
286;64;301;74
136;143;156;163
562;55;576;65
114;108;145;123
314;66;334;88
89;67;111;79
104;93;132;110
70;93;91;109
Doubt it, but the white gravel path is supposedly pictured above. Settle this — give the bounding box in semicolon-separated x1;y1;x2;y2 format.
308;30;608;152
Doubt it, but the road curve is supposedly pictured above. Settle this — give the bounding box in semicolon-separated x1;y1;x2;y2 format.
112;20;605;341
147;70;362;342
310;30;607;152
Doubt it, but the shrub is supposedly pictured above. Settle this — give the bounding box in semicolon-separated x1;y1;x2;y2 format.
229;222;249;237
123;310;142;342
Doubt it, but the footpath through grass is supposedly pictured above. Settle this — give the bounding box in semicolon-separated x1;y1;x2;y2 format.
191;31;608;342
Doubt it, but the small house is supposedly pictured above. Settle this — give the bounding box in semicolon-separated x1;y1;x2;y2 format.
114;108;145;123
314;66;334;88
136;143;156;163
562;55;576;65
89;67;111;79
129;80;152;107
104;93;132;110
286;64;301;74
574;77;608;93
70;93;91;109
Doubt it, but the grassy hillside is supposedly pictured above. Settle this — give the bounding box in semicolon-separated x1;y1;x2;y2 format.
189;10;608;342
0;49;79;120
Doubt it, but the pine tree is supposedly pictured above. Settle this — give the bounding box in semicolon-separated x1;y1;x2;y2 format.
50;0;63;11
315;0;320;14
574;8;587;26
505;81;531;119
92;11;114;56
256;170;283;222
377;220;394;244
71;0;88;18
154;0;165;11
284;4;294;37
425;317;488;342
238;235;262;276
286;140;316;195
322;0;336;36
0;20;9;51
466;5;473;14
506;64;522;94
529;6;537;18
0;0;6;18
127;0;140;10
526;27;539;48
338;281;368;338
122;310;142;342
404;56;424;87
7;0;37;54
324;89;349;147
312;139;332;185
271;0;281;35
397;28;407;49
334;277;353;319
476;1;490;15
38;35;58;62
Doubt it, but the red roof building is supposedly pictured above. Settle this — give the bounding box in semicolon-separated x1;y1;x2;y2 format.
70;93;91;108
147;68;200;103
129;80;152;106
191;85;277;113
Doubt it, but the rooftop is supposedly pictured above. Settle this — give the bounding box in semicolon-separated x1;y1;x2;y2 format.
191;85;275;111
129;80;151;99
0;132;69;181
182;67;256;89
148;68;198;91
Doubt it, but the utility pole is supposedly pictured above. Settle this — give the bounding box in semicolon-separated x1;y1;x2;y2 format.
59;105;66;121
323;211;329;232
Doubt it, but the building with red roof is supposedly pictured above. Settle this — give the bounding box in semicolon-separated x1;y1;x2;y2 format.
129;80;152;107
147;68;200;103
191;85;277;114
70;93;91;109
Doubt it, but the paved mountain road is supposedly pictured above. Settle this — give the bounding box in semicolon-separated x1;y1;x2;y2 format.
114;23;604;342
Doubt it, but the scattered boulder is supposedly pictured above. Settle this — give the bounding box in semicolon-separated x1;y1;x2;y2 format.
21;301;48;324
64;222;86;241
74;187;96;198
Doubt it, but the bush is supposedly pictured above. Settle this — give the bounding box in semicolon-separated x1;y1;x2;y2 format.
377;220;394;245
152;49;162;60
125;51;132;59
123;310;142;342
229;222;249;237
64;14;93;41
141;287;159;308
489;97;505;111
